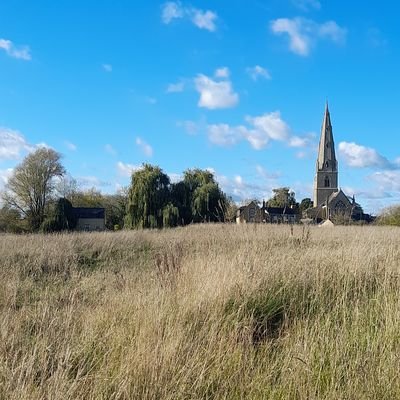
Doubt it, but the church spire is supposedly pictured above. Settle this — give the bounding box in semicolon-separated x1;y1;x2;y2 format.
313;103;338;207
317;102;336;171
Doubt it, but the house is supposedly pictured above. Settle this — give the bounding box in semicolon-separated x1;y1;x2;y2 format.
236;201;262;223
236;201;300;224
72;207;105;231
263;205;300;224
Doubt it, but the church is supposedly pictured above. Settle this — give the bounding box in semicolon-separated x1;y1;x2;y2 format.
236;103;369;224
307;104;357;222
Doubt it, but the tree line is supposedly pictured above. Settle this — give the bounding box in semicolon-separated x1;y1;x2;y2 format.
0;148;233;232
0;147;377;233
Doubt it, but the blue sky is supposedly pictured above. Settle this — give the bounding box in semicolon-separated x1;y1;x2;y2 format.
1;0;399;213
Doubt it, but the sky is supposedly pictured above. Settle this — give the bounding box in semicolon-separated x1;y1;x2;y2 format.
1;0;400;214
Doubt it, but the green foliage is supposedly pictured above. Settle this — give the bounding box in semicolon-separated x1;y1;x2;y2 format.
41;197;77;233
267;187;298;209
162;203;180;228
125;164;171;229
124;165;227;229
184;169;227;223
3;148;65;231
299;197;313;213
0;206;26;233
376;205;400;226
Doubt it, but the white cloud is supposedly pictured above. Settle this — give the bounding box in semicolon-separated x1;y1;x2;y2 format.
161;1;184;24
370;171;400;192
215;171;278;203
0;168;13;189
64;141;77;151
194;74;239;109
292;0;321;11
215;67;230;79
105;144;117;155
77;176;111;189
0;38;31;60
205;112;310;150
136;137;153;157
190;9;217;32
247;112;290;142
0;127;33;161
161;2;217;31
247;65;271;81
207;124;242;147
270;18;347;56
169;173;182;184
289;135;309;147
166;81;185;93
117;161;142;177
102;64;112;72
338;141;391;169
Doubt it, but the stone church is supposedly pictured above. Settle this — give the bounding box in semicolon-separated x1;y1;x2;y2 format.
307;104;356;222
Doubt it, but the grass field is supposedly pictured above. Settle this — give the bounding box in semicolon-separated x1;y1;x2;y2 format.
1;224;400;399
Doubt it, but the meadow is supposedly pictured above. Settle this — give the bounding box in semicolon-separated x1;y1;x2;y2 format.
1;224;400;399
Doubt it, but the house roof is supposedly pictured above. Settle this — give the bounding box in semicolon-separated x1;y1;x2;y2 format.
264;206;298;215
72;207;105;219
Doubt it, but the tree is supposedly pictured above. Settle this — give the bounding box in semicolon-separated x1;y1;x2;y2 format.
375;205;400;226
3;148;65;231
299;198;313;214
125;164;170;229
41;197;77;232
182;169;227;223
0;206;26;233
267;187;298;209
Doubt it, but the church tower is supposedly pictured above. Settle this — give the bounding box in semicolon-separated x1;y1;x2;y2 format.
313;103;338;207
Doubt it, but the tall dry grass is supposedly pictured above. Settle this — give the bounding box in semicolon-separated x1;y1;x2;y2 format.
1;224;400;399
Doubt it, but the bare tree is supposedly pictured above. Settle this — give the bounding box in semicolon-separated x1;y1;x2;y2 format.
3;148;65;231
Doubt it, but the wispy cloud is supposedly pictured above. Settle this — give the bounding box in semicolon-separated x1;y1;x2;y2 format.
246;65;271;81
166;80;185;93
0;127;34;160
64;141;77;151
102;64;112;72
104;144;117;155
292;0;321;11
270;17;347;56
194;71;239;110
161;1;218;32
145;96;157;105
215;67;230;79
177;120;199;135
136;137;153;157
0;38;31;60
0;168;13;189
117;161;142;177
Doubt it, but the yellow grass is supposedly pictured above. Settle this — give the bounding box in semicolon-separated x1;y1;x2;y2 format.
1;224;400;399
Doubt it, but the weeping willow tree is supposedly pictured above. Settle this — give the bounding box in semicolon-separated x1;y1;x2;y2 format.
125;164;171;229
183;169;227;223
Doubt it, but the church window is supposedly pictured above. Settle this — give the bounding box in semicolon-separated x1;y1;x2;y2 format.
326;142;330;148
324;176;330;187
334;201;347;215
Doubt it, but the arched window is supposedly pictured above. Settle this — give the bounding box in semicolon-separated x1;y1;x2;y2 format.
325;161;329;168
334;201;347;215
324;176;330;187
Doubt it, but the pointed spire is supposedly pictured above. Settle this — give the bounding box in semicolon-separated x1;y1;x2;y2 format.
317;103;336;170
